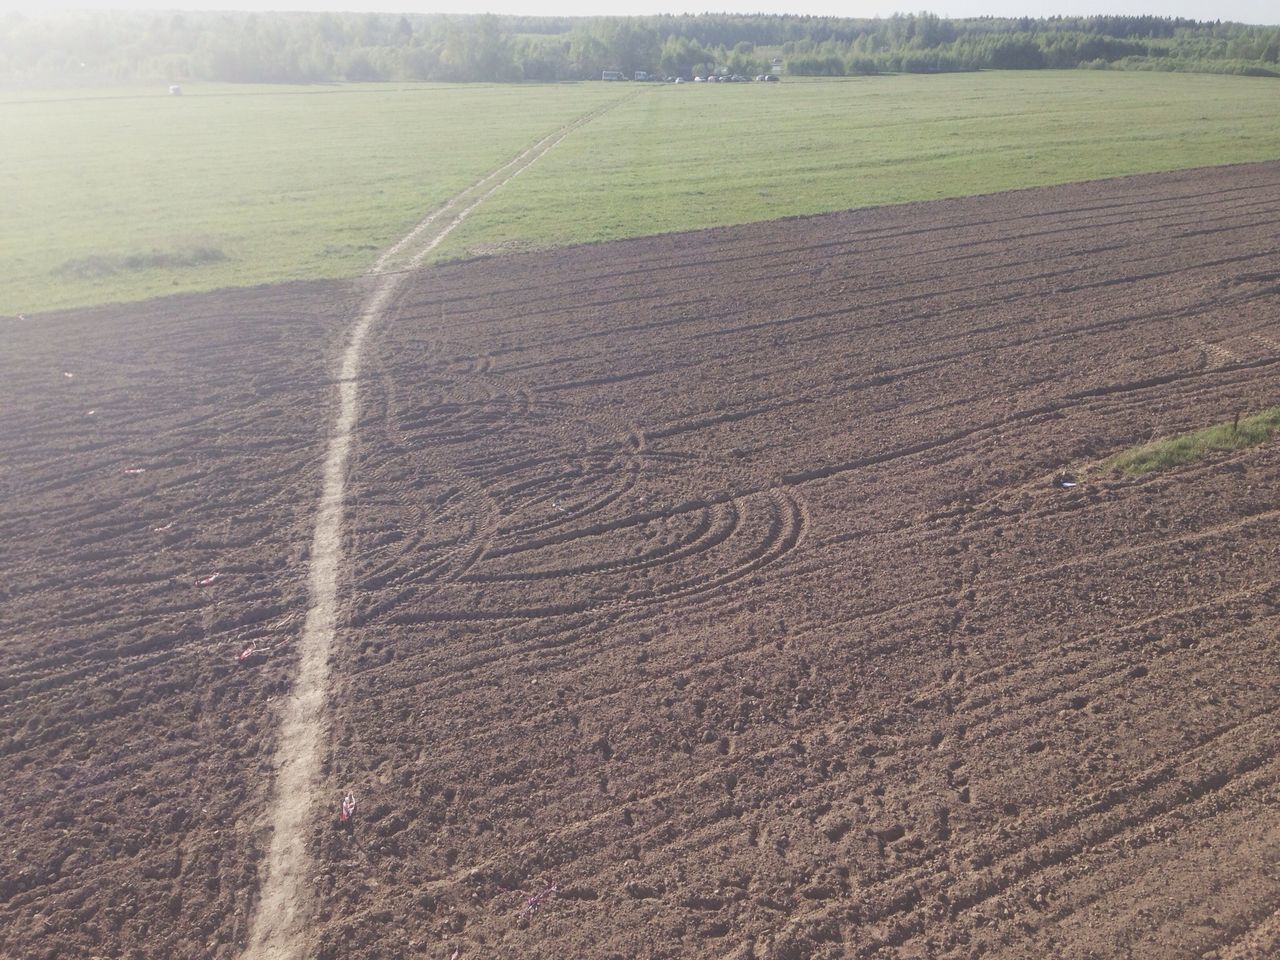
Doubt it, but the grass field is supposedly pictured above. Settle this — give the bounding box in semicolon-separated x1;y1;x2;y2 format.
440;71;1280;260
0;82;626;313
4;71;1279;314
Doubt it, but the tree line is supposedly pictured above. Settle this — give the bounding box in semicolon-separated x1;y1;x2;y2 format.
1;10;1276;86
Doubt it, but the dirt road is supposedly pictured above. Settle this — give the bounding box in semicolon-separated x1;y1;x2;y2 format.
244;96;636;960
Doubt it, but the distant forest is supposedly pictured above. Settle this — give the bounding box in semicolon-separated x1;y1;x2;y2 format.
2;10;1278;85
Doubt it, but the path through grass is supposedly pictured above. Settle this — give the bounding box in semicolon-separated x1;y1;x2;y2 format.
1;82;624;312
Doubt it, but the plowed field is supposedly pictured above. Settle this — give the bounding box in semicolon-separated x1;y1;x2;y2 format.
0;283;354;958
5;161;1280;960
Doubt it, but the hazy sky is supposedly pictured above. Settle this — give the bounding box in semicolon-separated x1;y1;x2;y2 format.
10;0;1278;25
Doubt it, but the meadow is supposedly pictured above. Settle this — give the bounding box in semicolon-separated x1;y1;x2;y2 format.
1;82;625;313
442;71;1280;260
4;70;1278;313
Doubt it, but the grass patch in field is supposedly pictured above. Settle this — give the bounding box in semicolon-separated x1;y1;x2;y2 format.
1108;408;1280;475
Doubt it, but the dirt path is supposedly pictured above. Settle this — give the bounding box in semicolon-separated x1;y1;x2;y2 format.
242;95;633;960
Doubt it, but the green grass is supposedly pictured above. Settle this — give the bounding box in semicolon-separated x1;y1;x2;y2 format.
4;71;1279;314
1108;408;1280;475
0;82;626;313
434;71;1280;261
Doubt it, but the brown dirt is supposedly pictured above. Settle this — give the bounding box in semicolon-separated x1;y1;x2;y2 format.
4;161;1280;960
0;282;355;959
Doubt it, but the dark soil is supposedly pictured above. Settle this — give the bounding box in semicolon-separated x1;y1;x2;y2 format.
4;161;1280;960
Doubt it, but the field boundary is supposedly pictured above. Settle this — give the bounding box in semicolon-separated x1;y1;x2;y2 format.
241;93;633;960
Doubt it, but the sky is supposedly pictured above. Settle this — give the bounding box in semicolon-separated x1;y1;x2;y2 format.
5;0;1277;25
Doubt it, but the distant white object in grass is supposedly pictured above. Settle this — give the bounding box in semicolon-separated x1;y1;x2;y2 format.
169;84;182;96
